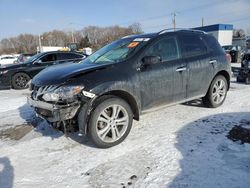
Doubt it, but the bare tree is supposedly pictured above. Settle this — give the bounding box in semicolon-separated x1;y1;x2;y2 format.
233;29;246;39
0;23;143;55
41;30;71;46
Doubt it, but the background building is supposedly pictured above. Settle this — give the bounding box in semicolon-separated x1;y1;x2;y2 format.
194;24;233;46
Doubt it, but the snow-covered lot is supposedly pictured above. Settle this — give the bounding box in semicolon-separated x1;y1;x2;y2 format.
0;70;250;188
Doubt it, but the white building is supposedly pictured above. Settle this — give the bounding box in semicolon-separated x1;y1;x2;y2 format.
37;46;63;53
194;24;233;46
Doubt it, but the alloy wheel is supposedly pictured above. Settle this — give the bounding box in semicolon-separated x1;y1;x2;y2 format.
96;104;129;143
15;74;29;88
212;79;226;104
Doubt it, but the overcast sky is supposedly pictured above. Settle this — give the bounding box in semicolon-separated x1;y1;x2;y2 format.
0;0;250;39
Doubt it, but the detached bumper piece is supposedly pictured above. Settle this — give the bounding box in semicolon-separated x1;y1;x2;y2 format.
27;97;81;122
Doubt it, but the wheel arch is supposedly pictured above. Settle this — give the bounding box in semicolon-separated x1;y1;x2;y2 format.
96;90;140;121
93;90;140;121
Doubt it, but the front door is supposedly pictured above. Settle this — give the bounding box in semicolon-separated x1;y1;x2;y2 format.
29;53;58;77
138;36;187;110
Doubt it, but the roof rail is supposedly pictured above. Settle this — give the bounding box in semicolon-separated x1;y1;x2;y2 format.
122;34;137;39
158;28;207;35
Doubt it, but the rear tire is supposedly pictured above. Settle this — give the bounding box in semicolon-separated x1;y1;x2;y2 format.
88;97;133;148
202;75;228;108
237;76;245;83
246;77;250;85
12;72;30;89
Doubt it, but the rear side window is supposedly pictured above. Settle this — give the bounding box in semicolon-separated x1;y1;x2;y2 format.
181;34;207;57
58;53;83;60
145;37;180;61
203;34;224;53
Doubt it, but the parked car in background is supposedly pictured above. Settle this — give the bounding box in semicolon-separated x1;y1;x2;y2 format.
247;39;250;50
0;55;17;65
241;53;250;68
28;29;231;148
237;52;250;84
222;45;245;63
14;53;35;64
0;51;86;89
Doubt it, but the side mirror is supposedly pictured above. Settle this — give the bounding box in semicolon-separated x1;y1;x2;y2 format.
34;60;42;65
142;56;161;66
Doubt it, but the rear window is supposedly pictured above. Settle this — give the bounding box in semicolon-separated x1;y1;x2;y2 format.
181;34;207;57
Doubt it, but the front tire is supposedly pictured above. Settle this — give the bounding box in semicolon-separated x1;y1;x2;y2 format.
88;97;133;148
12;72;30;89
202;75;228;108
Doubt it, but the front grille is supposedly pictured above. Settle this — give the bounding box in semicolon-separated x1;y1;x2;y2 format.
32;85;59;100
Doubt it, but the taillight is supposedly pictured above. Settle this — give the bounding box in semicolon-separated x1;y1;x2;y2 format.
225;53;231;63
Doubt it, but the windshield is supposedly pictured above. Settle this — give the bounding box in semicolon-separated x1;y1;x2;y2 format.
23;53;42;64
83;37;150;64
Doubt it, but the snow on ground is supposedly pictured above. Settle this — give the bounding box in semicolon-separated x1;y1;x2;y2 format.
0;66;250;188
0;89;36;131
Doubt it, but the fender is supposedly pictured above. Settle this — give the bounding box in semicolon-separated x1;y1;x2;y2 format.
78;81;142;135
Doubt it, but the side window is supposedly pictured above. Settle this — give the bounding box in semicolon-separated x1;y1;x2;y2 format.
68;53;83;59
40;54;57;62
58;53;82;60
181;34;207;57
145;37;180;61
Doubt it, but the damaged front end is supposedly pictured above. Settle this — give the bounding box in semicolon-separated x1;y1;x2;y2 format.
27;84;95;135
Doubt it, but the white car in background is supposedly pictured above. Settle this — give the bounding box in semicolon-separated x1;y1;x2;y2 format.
0;55;17;65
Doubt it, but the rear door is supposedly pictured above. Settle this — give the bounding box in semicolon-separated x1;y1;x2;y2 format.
138;36;187;110
179;33;215;99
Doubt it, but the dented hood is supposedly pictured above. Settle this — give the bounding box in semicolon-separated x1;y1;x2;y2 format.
32;61;112;86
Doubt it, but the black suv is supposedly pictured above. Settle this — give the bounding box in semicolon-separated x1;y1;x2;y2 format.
0;51;86;89
28;29;231;148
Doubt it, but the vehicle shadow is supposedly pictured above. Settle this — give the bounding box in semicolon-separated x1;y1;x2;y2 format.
0;157;14;188
182;99;206;108
168;112;250;188
18;103;96;148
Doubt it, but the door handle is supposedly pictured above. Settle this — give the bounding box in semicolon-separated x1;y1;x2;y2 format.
209;60;217;64
176;67;187;72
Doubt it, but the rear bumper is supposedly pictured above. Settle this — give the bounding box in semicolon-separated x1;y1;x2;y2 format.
27;97;81;122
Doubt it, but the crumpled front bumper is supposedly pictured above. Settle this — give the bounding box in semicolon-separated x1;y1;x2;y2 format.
27;97;81;122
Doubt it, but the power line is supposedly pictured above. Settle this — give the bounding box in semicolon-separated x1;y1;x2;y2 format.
118;0;221;26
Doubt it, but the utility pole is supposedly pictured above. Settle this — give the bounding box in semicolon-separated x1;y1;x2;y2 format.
172;12;177;30
202;17;204;27
38;35;42;53
71;28;75;43
7;39;16;53
69;23;75;43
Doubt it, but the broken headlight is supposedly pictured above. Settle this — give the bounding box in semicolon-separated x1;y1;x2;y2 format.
42;86;84;102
